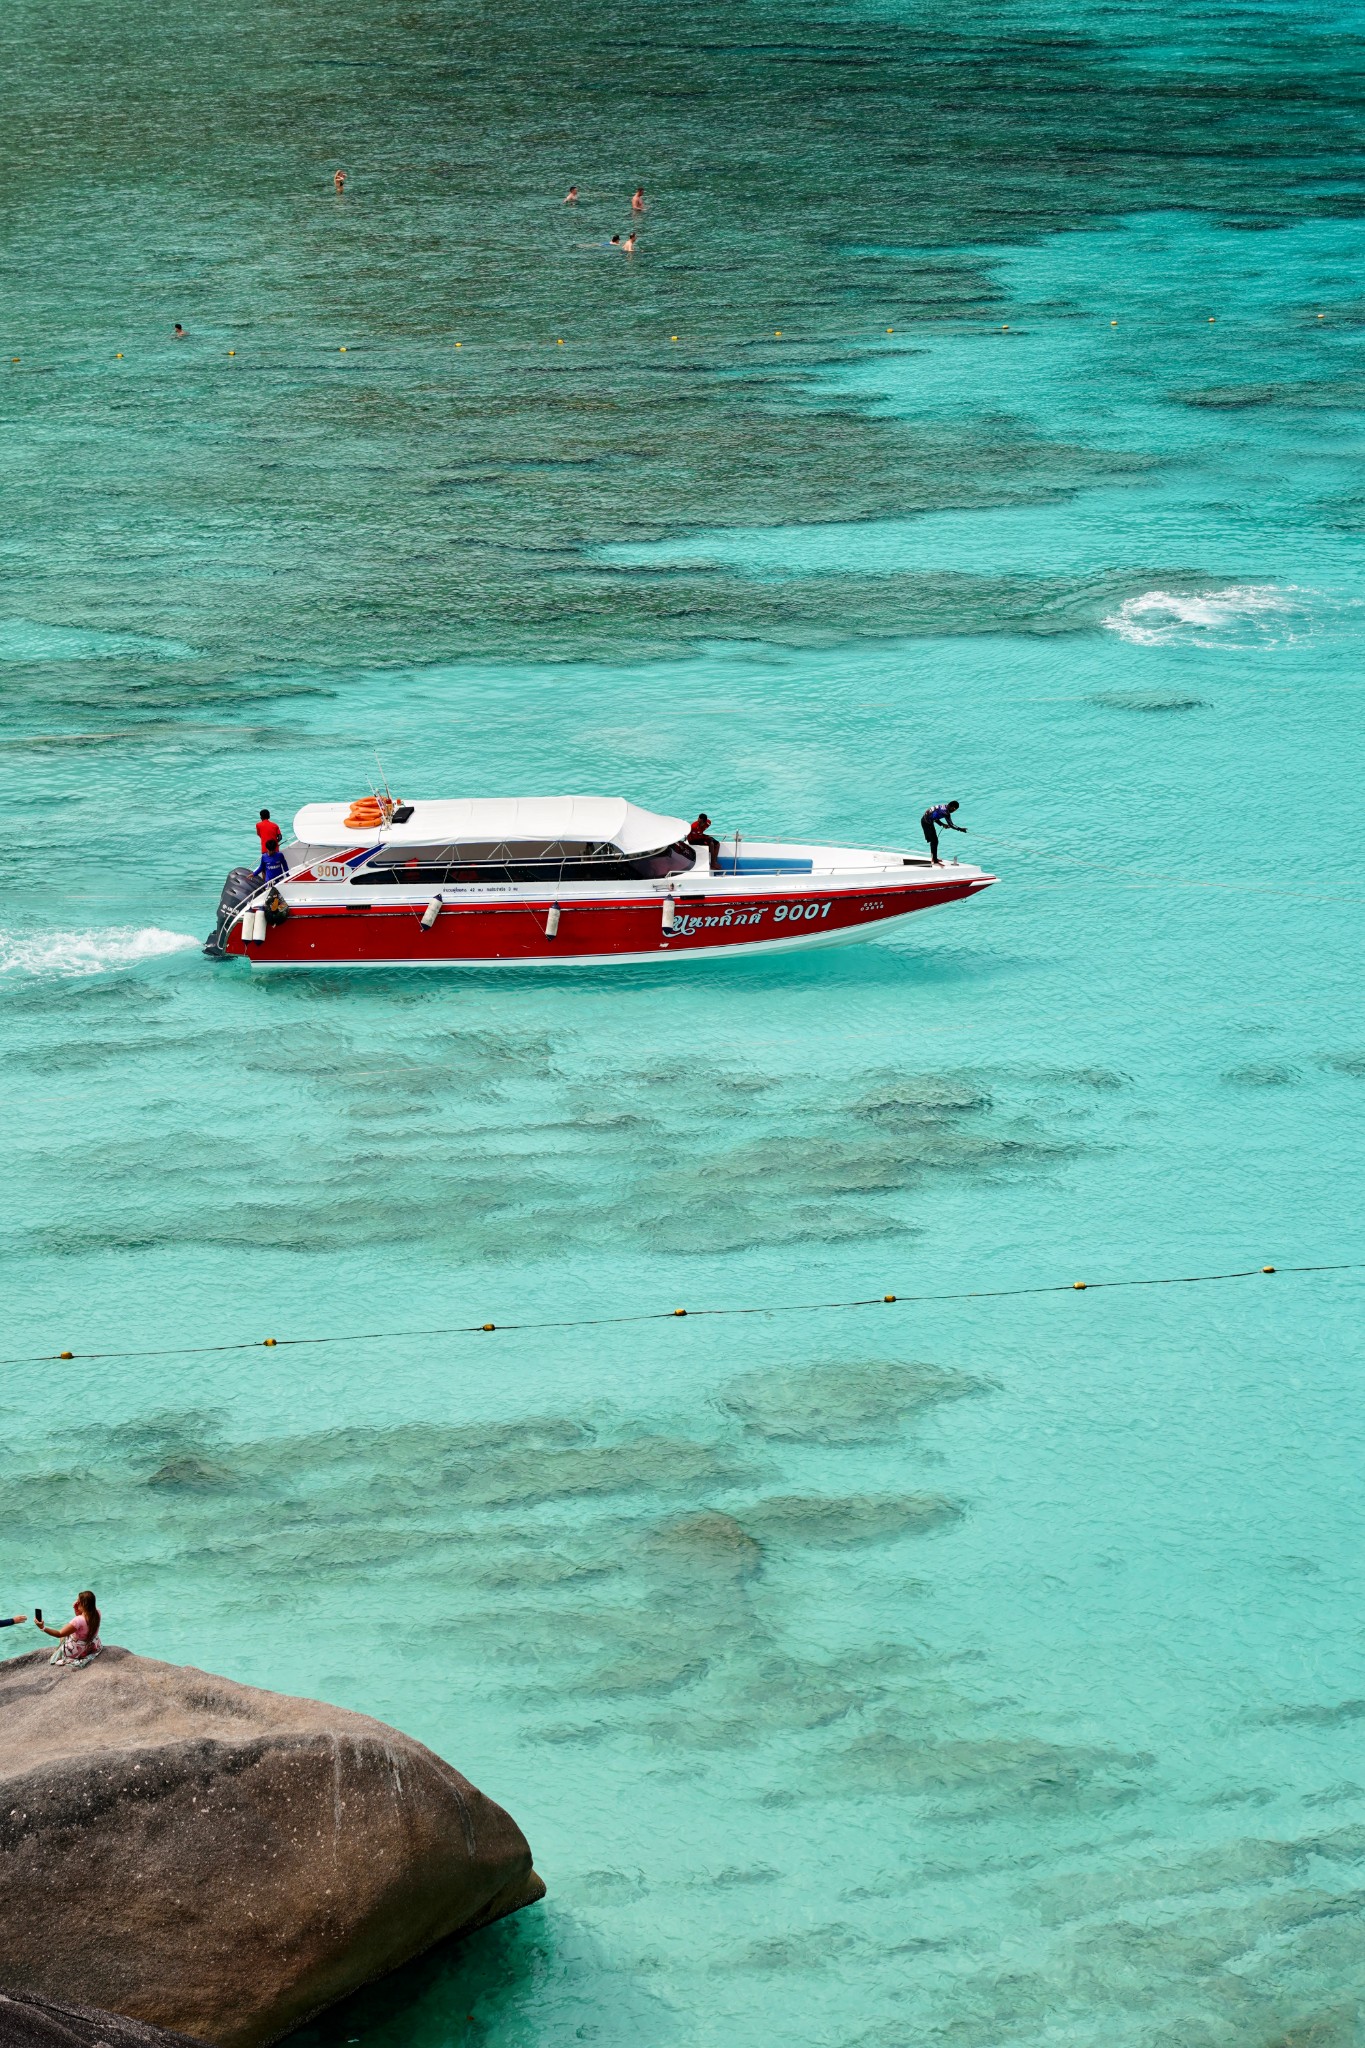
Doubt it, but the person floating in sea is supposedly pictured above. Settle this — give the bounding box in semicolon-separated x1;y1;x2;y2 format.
172;323;187;339
564;185;579;203
622;231;637;255
920;800;966;865
254;808;288;881
631;187;645;213
334;169;346;193
687;812;722;870
36;1592;102;1668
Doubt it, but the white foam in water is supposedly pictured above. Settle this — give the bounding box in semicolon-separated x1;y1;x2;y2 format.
1103;583;1314;647
0;926;200;978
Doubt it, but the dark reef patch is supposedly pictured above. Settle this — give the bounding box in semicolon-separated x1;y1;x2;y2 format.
739;1492;962;1546
1089;690;1209;713
8;1049;1103;1262
717;1356;988;1444
1319;1052;1365;1078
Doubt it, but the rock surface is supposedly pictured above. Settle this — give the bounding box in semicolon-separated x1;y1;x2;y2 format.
0;1991;205;2048
0;1649;543;2048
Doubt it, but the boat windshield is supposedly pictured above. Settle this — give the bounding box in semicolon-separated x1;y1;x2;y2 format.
354;840;697;885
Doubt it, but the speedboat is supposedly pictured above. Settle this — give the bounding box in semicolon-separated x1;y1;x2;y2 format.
205;794;995;968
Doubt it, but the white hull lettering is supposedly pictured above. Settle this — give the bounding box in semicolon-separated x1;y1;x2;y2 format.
772;901;833;923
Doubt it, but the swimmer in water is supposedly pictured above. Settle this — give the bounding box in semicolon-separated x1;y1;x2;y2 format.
564;185;579;203
622;231;637;254
334;169;346;193
631;187;645;213
608;233;622;248
172;323;186;339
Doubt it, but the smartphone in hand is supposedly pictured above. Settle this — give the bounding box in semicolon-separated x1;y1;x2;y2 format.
33;1609;42;1626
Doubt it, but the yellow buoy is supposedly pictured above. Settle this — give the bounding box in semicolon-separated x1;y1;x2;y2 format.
11;357;18;363
339;345;347;352
557;337;564;345
673;1307;687;1317
455;341;462;347
1073;1281;1087;1291
263;1337;277;1347
774;330;782;337
886;327;893;334
227;349;236;356
115;353;123;359
1317;313;1325;320
671;334;678;341
59;1350;74;1360
1110;320;1118;326
482;1322;496;1331
1208;317;1215;324
1262;1264;1276;1274
883;1293;896;1303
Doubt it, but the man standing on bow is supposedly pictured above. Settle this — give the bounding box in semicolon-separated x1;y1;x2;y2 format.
920;800;966;865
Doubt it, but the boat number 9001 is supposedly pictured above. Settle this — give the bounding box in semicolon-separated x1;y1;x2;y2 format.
774;900;833;922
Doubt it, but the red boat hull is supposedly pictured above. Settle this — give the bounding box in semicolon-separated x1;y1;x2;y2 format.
225;876;987;967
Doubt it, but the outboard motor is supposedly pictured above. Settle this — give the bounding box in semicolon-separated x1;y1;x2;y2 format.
204;868;258;957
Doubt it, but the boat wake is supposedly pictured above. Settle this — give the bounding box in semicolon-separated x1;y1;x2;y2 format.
1103;583;1317;648
0;926;199;979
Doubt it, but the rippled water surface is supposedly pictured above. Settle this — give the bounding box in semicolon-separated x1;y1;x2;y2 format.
5;0;1365;2042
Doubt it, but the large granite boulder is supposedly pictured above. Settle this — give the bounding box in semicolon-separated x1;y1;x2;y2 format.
0;1649;543;2048
0;1990;205;2048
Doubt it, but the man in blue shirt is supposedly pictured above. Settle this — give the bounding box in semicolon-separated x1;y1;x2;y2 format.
920;800;966;865
254;810;289;883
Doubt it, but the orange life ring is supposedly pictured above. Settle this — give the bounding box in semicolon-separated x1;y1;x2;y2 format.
344;796;386;829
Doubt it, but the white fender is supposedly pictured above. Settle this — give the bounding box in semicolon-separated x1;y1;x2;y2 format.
545;903;561;938
421;896;442;930
662;896;676;931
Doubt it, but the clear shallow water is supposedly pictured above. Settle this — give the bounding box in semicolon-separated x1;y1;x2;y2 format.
5;0;1365;2043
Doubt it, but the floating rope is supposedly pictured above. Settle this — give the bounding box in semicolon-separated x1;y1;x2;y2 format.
8;1259;1360;1369
3;307;1334;371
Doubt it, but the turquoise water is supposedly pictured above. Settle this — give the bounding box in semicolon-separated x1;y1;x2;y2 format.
6;0;1365;2041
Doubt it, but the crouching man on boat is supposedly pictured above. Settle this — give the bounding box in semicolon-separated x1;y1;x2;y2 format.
920;800;966;865
687;812;722;872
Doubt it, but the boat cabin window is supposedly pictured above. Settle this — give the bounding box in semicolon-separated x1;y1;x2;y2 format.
354;840;697;884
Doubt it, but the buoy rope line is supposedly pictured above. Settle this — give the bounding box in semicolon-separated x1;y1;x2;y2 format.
7;1260;1360;1369
1;311;1336;368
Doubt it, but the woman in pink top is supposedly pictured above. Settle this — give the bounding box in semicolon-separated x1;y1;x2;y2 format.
37;1591;102;1667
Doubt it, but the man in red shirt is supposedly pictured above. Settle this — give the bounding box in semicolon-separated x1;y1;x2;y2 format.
254;809;287;880
687;812;721;872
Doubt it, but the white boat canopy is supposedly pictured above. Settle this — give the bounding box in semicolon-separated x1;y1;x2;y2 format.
292;795;691;855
